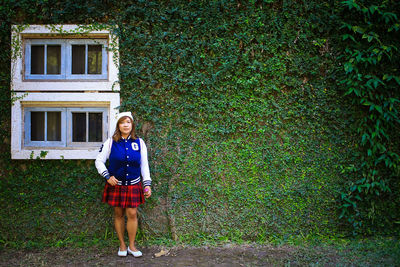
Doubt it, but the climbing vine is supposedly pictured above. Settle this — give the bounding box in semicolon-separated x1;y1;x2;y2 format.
337;0;400;234
0;0;399;248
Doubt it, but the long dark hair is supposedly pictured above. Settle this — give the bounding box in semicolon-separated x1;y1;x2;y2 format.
112;116;137;142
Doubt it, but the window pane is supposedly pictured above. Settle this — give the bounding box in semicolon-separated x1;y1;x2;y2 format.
47;112;61;141
72;113;86;142
31;112;44;141
47;45;61;74
72;45;85;74
88;45;102;74
89;113;102;142
31;45;44;74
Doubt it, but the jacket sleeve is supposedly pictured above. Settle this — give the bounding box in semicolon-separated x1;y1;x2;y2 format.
140;138;152;187
95;138;112;180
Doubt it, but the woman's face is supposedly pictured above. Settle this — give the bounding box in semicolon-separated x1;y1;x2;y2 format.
118;117;132;136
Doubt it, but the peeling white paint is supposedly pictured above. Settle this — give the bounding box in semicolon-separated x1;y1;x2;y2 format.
11;25;121;159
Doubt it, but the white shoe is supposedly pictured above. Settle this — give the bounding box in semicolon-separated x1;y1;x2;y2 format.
128;246;142;257
118;248;127;257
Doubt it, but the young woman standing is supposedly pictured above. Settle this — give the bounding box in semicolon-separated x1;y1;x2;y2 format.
95;112;152;257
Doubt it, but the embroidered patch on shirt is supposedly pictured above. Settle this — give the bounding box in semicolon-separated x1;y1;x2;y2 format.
132;143;139;151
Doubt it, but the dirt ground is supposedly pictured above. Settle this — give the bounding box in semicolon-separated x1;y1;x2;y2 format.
0;244;345;267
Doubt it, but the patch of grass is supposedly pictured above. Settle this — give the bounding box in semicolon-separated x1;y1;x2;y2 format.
283;235;400;266
334;236;400;266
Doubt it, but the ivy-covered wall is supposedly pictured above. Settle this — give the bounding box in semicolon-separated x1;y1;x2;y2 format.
1;0;399;248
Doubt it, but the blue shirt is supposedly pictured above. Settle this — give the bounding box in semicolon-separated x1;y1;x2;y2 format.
108;137;141;183
95;136;152;187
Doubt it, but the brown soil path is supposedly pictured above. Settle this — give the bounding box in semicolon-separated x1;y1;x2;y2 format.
0;244;343;266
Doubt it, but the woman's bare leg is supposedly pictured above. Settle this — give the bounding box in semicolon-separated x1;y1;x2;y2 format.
126;207;139;250
114;207;126;250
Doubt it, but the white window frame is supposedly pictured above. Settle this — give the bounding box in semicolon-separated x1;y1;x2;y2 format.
67;107;108;147
25;40;66;79
11;25;120;160
24;107;66;147
24;39;108;80
66;39;108;79
23;107;108;149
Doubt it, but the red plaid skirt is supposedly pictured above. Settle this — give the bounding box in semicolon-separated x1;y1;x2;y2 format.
102;182;145;208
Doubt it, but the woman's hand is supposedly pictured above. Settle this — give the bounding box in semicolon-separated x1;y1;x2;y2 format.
144;186;152;198
107;176;119;186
